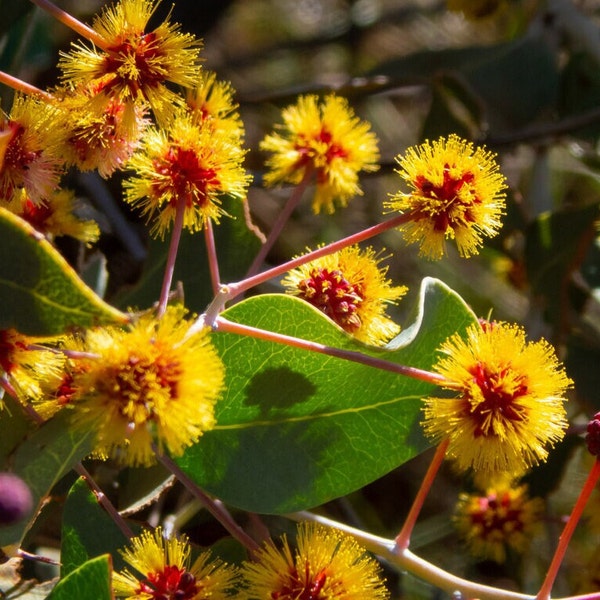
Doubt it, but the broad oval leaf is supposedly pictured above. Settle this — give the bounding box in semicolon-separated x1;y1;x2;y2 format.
0;208;128;335
61;478;129;578
47;555;112;600
176;277;477;514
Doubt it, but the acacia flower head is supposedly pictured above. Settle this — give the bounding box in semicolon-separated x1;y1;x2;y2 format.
69;306;225;466
0;95;65;204
185;71;244;140
260;94;380;214
241;522;390;599
58;0;203;124
113;527;238;599
386;134;507;259
454;483;544;563
124;111;250;239
281;245;406;346
422;321;572;476
54;85;148;177
13;189;100;245
0;328;66;405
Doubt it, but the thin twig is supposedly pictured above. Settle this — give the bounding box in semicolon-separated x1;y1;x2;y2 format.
245;166;314;279
156;451;260;554
204;220;221;296
0;71;53;101
28;0;109;49
215;316;447;385
158;195;187;318
394;439;449;550
536;458;600;600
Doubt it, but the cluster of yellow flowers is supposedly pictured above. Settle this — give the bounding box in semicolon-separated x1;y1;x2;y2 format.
112;522;390;599
0;0;580;589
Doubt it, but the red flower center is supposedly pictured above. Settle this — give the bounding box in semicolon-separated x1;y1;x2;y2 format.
20;198;54;233
272;565;328;599
294;127;348;181
467;363;528;437
102;32;164;95
469;491;525;538
0;330;26;374
137;564;199;600
297;267;363;333
102;348;183;415
414;166;477;231
152;146;219;207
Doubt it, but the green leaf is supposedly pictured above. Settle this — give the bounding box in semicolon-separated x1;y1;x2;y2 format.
0;411;93;547
176;277;477;514
47;555;112;600
61;478;128;577
0;208;128;335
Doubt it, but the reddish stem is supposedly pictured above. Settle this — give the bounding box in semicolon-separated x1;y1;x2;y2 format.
394;439;449;551
204;220;221;296
201;212;412;328
156;451;260;554
157;195;187;318
29;0;109;50
215;316;447;385
245;166;314;279
536;458;600;600
0;71;53;101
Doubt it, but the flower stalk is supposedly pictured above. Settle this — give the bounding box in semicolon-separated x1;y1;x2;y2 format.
28;0;109;49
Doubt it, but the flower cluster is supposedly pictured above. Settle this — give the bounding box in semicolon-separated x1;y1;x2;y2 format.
113;527;238;599
421;321;572;478
241;522;390;599
260;94;380;214
282;245;407;345
454;482;544;563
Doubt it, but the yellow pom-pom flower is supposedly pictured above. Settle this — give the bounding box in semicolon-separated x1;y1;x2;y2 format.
281;245;406;346
0;95;65;204
124;111;250;239
58;0;202;124
13;189;99;245
454;483;544;563
241;522;390;599
260;94;380;214
69;306;225;466
113;527;238;599
422;321;572;476
185;70;244;140
0;328;66;406
386;134;507;259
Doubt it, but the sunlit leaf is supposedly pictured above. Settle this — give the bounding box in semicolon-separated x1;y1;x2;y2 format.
0;208;127;335
47;555;112;600
177;277;477;514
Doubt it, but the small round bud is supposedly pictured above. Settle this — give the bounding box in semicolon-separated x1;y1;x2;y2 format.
585;412;600;457
0;473;33;526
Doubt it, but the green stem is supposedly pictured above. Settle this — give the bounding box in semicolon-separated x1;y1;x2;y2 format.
394;438;449;550
214;316;447;385
536;458;600;600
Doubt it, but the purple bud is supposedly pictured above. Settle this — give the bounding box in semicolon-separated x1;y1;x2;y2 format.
585;412;600;457
0;473;33;526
